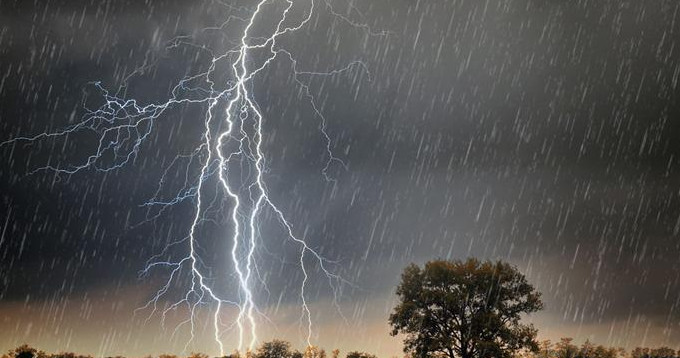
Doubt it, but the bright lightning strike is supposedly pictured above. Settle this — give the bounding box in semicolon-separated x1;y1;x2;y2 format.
2;0;382;354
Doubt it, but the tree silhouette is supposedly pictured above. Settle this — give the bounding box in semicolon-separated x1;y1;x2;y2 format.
555;338;578;358
8;345;44;358
389;258;543;358
255;340;293;358
303;346;325;358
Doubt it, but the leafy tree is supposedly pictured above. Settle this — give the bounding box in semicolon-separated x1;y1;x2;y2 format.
303;347;325;358
256;340;293;358
536;341;555;358
555;338;578;358
389;258;544;358
577;341;596;358
573;341;620;358
9;345;45;358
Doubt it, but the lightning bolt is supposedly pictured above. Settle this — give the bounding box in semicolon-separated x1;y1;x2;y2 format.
2;0;382;354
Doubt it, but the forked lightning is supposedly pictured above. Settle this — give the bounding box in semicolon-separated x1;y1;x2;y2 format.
2;0;383;354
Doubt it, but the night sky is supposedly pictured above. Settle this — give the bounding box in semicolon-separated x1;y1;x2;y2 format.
1;0;680;356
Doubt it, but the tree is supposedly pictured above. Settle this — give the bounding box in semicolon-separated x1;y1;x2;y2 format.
303;347;325;358
389;258;544;358
9;346;45;358
536;340;555;358
573;340;620;358
555;339;578;358
256;340;292;358
577;341;596;358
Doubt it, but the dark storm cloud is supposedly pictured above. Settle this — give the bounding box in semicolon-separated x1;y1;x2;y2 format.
1;0;680;351
373;1;680;334
0;0;224;300
259;0;680;332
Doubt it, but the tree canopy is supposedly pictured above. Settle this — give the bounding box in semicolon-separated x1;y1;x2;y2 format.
389;258;544;358
255;340;293;358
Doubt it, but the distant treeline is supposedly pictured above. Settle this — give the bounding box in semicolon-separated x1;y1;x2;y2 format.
518;339;679;358
1;342;376;358
4;340;680;358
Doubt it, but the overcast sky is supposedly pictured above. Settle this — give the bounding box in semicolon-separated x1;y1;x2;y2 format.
1;0;680;356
